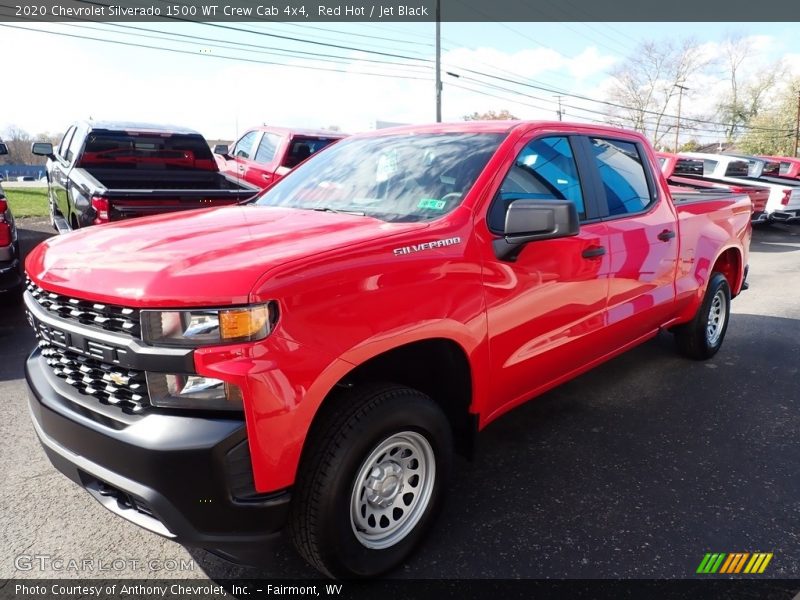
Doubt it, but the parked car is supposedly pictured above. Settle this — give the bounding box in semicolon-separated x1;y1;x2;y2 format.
0;141;23;300
24;121;751;578
31;121;259;232
214;126;346;190
658;152;769;223
680;152;800;223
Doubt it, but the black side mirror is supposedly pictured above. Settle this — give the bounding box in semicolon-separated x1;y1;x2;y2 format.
213;144;230;156
493;198;580;261
31;142;54;157
0;143;7;156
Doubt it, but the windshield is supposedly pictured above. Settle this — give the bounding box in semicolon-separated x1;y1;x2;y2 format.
255;132;505;222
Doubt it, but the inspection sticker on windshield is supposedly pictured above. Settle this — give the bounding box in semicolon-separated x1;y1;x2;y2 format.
418;198;447;210
394;237;462;256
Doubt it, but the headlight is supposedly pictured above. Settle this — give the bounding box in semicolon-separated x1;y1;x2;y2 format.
146;373;243;411
140;304;275;347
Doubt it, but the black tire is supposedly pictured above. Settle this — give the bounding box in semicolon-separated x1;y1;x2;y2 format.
288;383;453;578
674;272;731;360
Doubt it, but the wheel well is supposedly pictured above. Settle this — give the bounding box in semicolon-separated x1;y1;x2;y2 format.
322;339;475;458
712;248;741;295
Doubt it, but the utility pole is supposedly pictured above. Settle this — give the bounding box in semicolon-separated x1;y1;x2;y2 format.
793;89;800;157
555;96;563;121
435;0;442;123
674;84;688;152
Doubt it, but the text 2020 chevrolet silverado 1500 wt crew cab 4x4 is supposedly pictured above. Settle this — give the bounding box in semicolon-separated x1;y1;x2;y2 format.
32;121;259;232
0;140;24;300
24;122;751;578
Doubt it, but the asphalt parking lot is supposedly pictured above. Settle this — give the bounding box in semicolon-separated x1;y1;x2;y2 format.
1;219;798;581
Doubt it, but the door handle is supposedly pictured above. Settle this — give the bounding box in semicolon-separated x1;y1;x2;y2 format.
581;245;606;259
658;229;676;242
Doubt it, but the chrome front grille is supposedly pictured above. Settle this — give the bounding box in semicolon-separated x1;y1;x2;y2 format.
39;340;150;413
26;279;141;338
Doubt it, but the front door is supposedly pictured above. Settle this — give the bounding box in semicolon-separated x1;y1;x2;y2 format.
479;133;610;419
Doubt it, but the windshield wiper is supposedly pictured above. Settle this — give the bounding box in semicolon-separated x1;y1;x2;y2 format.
310;207;367;216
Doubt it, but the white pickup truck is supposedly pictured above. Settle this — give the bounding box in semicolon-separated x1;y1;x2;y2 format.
680;152;800;223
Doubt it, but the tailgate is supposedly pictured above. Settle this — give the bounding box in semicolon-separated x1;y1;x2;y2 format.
105;189;257;220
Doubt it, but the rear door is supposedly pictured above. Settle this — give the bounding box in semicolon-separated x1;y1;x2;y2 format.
480;132;610;417
581;135;679;343
246;131;283;189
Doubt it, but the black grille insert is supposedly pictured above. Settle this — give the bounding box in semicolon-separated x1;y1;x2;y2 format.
39;340;150;414
26;279;141;338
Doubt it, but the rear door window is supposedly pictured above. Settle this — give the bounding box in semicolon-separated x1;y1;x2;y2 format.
57;127;76;161
65;127;85;164
254;133;281;164
589;137;653;216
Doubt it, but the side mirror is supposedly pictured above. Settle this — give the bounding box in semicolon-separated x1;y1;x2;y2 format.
213;144;230;156
0;143;7;156
493;199;580;261
31;142;54;157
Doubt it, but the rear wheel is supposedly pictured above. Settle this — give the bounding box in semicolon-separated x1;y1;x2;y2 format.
674;272;731;360
288;383;452;578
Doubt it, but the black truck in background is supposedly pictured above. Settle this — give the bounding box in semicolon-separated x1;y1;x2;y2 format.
32;121;259;232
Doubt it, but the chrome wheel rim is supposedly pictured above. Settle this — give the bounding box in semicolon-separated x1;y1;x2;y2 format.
706;289;727;346
350;431;435;550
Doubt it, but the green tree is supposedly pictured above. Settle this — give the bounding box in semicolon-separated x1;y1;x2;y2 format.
739;80;799;156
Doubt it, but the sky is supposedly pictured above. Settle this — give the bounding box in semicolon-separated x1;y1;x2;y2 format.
3;20;800;144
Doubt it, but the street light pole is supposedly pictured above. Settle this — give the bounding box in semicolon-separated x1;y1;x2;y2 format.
674;84;688;152
435;0;442;122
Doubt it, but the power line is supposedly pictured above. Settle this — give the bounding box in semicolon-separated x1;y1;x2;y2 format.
45;20;432;73
0;22;433;81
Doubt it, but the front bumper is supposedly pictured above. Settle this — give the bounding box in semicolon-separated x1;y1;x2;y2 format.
25;348;290;551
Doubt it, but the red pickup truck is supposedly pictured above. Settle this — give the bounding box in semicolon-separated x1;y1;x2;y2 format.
24;122;751;578
214;125;346;190
658;152;769;222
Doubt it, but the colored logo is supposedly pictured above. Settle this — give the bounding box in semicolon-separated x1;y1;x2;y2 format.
696;553;773;574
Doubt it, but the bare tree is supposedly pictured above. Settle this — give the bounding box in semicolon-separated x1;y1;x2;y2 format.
1;126;61;165
716;34;784;141
463;109;519;121
605;38;713;148
1;125;33;165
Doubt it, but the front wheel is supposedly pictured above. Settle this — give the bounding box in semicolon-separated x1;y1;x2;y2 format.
673;272;731;360
288;384;452;578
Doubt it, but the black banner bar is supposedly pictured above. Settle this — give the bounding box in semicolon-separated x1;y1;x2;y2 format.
2;580;800;600
2;0;800;22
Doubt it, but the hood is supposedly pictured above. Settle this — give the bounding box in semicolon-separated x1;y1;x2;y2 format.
27;206;426;306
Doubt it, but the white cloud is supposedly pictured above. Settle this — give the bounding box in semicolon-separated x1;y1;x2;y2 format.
2;26;620;141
